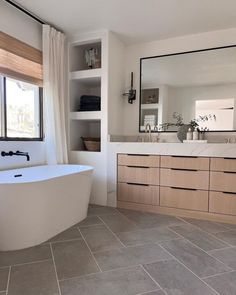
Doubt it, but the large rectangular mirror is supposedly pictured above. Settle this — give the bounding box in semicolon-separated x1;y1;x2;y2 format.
140;46;236;132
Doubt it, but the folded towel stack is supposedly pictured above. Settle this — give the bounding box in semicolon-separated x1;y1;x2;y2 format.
79;95;101;111
144;115;156;126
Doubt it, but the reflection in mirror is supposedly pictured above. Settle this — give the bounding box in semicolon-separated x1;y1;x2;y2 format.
140;46;236;132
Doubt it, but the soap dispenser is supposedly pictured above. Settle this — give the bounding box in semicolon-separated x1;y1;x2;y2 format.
186;128;193;140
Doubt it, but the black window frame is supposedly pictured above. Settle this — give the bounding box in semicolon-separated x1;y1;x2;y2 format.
0;76;44;142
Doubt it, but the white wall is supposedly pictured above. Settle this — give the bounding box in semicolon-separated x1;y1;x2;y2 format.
123;27;236;135
0;1;46;170
108;32;125;135
0;1;42;49
167;83;236;128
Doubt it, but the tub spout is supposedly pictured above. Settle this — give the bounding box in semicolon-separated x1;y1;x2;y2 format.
1;150;30;161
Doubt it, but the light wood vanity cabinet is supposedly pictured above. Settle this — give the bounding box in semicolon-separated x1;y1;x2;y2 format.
117;154;236;224
160;156;209;211
161;156;210;170
117;154;160;205
160;168;209;190
209;158;236;216
118;154;160;167
160;187;208;212
118;166;159;185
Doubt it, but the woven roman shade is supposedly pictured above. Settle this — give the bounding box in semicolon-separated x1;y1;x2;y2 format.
0;31;43;86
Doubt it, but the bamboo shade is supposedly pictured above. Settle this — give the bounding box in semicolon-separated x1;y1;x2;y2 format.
0;31;43;86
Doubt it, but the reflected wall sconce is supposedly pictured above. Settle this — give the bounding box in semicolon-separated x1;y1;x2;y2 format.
123;72;136;104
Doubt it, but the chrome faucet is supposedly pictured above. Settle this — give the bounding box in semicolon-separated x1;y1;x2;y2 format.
153;124;160;142
145;123;152;142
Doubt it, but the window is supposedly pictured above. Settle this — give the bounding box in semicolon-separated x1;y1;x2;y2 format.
0;31;43;141
0;76;43;140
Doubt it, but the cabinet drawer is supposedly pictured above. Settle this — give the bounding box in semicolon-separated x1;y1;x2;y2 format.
118;183;159;205
161;156;209;170
209;191;236;215
211;158;236;173
210;171;236;193
160;186;208;211
118;154;159;167
160;168;209;190
118;166;159;185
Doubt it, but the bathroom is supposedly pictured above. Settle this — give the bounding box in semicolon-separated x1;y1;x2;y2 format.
1;0;236;294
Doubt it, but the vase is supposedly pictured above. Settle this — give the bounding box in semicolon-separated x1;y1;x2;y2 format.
177;124;191;142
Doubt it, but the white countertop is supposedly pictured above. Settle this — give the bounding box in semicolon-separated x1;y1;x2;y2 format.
108;142;236;158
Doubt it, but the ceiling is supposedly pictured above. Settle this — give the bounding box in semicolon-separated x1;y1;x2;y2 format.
141;46;236;87
12;0;236;44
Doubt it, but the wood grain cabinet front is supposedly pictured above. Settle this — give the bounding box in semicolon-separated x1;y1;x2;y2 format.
160;186;208;211
118;166;159;185
117;153;236;224
161;156;210;170
210;158;236;173
118;154;160;167
118;183;159;205
210;171;236;193
209;191;236;216
160;168;209;190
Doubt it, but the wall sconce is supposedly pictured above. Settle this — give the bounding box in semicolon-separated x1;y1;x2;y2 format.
123;72;136;104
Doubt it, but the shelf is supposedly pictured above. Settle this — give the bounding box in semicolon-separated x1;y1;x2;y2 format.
141;103;159;110
70;111;101;121
70;69;101;83
70;150;101;154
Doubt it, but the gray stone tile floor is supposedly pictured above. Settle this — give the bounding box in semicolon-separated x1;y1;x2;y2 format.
0;205;236;295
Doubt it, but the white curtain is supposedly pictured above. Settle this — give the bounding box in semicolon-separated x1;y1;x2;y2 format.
43;25;68;164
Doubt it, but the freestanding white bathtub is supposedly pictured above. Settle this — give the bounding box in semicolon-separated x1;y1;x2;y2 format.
0;165;93;251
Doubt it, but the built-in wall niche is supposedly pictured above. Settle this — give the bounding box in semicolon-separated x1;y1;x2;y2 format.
141;88;159;104
140;88;160;131
70;41;101;72
70;119;101;152
70;78;101;112
140;108;158;131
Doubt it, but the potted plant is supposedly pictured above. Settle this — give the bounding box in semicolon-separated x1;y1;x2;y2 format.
160;112;216;142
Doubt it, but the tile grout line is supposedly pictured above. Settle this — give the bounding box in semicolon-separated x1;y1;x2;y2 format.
139;264;168;295
58;263;165;284
0;258;53;269
97;216;127;248
157;244;221;295
176;217;236;244
91;238;183;254
167;225;234;251
49;243;62;295
168;227;235;271
137;290;163;295
5;266;11;295
77;227;103;273
48;237;83;244
207;245;234;253
201;269;236;280
58;261;172;283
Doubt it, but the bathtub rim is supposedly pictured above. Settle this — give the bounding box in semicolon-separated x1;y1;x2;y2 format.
0;164;94;184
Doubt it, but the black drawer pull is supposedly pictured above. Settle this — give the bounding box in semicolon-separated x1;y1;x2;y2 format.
171;156;198;159
223;171;236;174
171;168;198;172
223;157;236;160
127;166;150;169
127;154;150;157
223;191;236;195
127;182;149;187
171;186;197;191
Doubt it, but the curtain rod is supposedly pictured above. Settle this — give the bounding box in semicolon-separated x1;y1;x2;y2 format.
4;0;46;25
